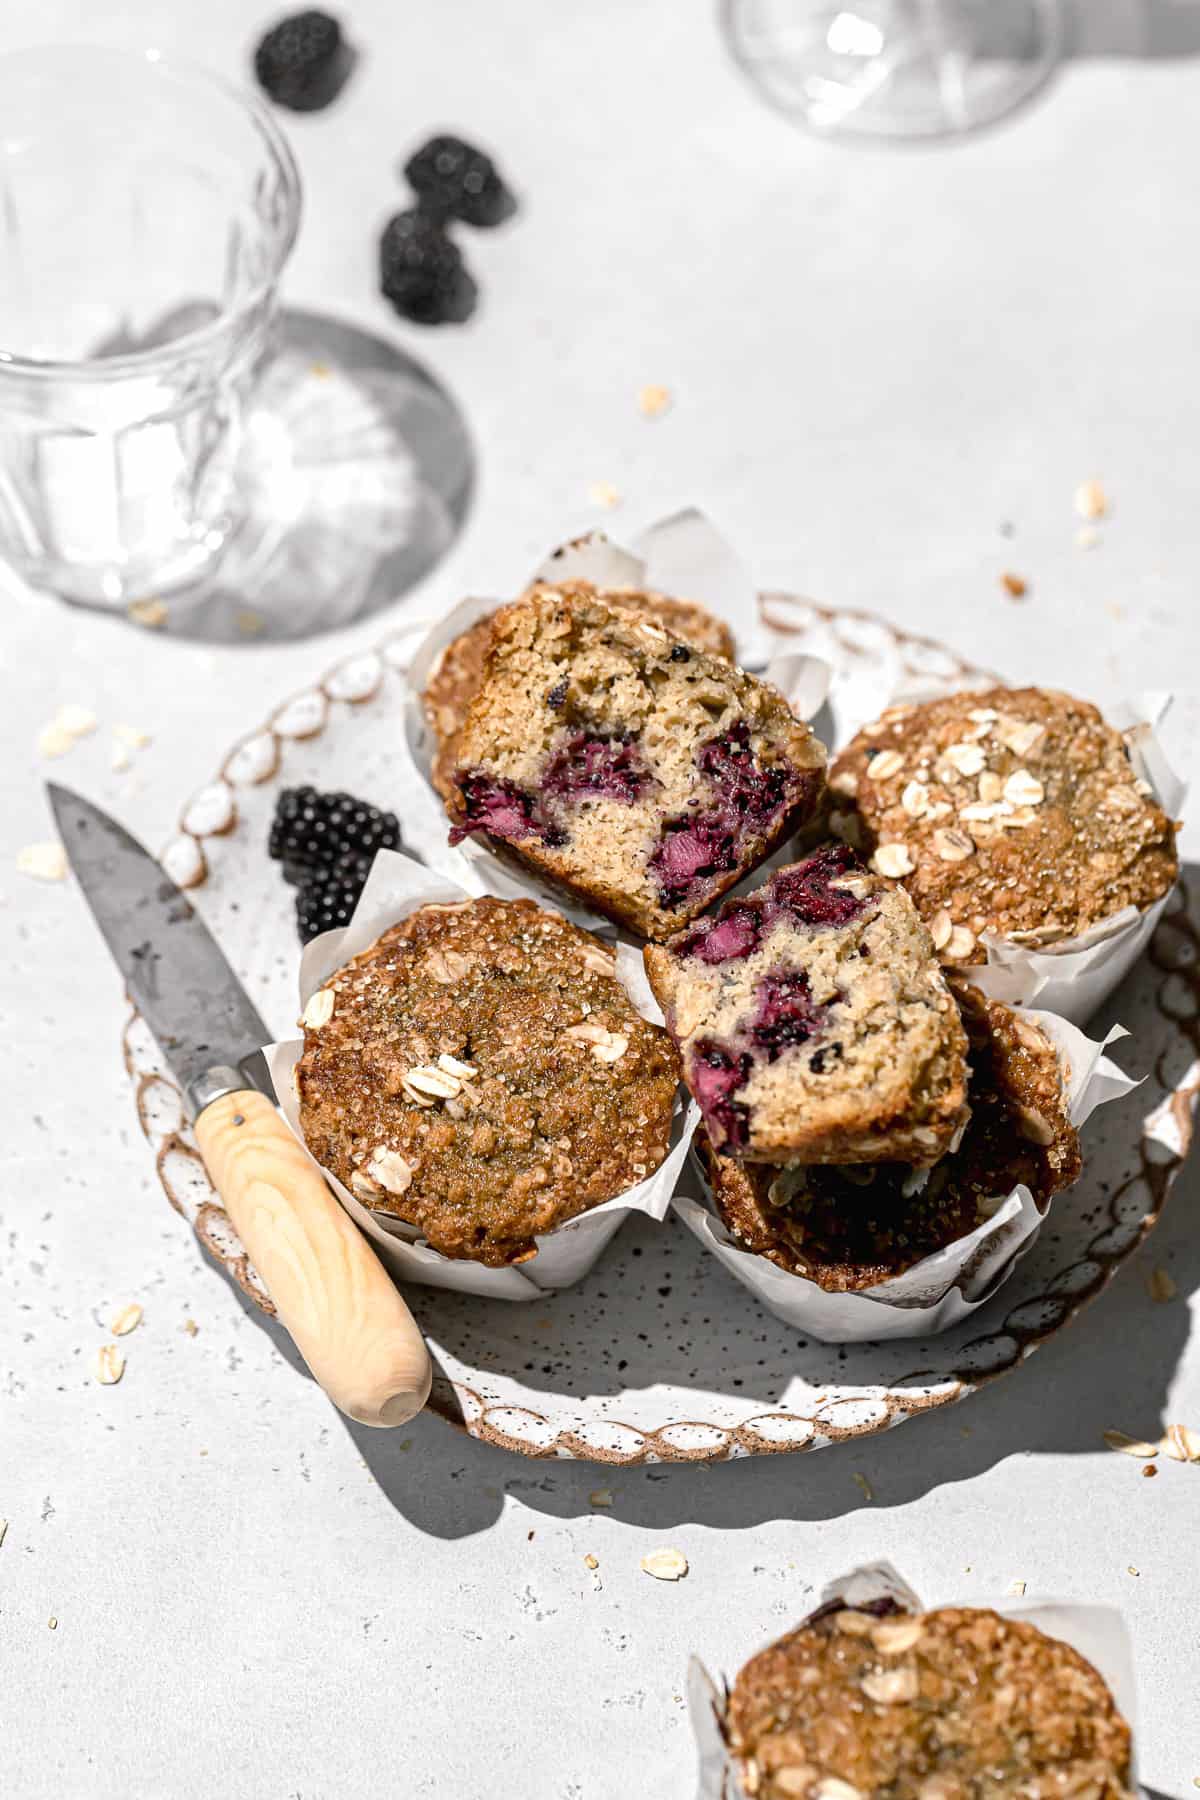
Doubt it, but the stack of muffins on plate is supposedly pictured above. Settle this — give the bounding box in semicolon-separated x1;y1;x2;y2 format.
294;576;1176;1289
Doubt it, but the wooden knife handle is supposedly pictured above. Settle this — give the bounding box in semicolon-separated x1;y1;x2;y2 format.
194;1089;431;1428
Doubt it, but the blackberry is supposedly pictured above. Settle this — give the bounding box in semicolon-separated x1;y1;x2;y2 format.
253;10;350;112
379;210;475;325
268;786;401;878
296;857;373;944
404;134;512;229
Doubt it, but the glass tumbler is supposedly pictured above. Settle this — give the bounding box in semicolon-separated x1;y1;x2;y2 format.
0;45;300;608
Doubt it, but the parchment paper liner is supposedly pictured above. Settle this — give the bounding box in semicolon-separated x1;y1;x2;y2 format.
264;849;699;1301
399;509;832;897
672;1008;1136;1342
816;668;1185;1027
689;1561;1142;1800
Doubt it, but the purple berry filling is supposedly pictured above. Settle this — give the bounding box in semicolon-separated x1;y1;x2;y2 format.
750;968;830;1061
541;731;647;806
449;773;565;847
689;1040;752;1151
768;843;868;928
649;818;739;908
674;904;763;966
697;720;793;824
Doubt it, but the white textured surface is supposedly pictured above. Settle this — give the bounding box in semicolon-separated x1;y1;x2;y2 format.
2;3;1199;1796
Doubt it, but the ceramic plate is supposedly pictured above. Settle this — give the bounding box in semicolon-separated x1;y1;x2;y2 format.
122;598;1199;1462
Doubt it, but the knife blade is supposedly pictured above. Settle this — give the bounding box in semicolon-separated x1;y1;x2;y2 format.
48;784;271;1111
49;782;431;1429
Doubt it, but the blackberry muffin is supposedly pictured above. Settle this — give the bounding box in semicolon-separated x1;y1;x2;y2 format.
295;897;680;1266
645;847;969;1165
423;580;737;801
697;981;1080;1291
829;686;1178;963
726;1601;1134;1799
445;589;826;939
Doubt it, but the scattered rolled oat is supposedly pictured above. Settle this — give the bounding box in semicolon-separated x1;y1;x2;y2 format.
1075;478;1108;520
589;1488;614;1508
1127;1566;1139;1577
38;705;98;759
583;1553;599;1570
48;1616;57;1631
183;1318;199;1337
1147;1265;1177;1303
1001;572;1027;598
1102;1429;1158;1458
1161;1423;1200;1462
113;723;151;750
127;597;168;629
637;384;672;418
94;1345;125;1385
17;843;68;883
109;1303;143;1337
1006;1579;1026;1597
640;1547;688;1582
587;480;621;509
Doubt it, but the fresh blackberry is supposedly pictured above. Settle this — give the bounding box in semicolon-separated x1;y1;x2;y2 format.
268;786;401;878
404;135;512;229
296;857;373;944
379;210;475;324
253;10;350;112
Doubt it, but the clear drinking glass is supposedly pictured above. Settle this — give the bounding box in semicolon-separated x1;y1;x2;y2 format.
0;45;300;608
723;0;1063;139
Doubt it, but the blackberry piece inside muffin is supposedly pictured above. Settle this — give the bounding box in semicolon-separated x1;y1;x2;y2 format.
444;589;825;939
423;581;737;802
699;979;1080;1290
645;847;969;1165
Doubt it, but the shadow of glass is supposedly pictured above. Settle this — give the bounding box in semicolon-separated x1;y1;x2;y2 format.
1065;0;1200;57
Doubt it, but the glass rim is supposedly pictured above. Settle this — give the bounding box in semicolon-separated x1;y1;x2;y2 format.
0;43;302;379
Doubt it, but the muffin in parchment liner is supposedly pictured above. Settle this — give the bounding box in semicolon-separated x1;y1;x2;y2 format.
689;1562;1141;1800
672;1003;1135;1342
263;850;699;1301
827;687;1185;1026
398;510;832;899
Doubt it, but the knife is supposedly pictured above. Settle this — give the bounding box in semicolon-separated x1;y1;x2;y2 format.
49;784;432;1429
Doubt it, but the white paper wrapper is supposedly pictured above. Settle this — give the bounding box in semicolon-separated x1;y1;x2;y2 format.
689;1561;1143;1800
263;850;699;1301
672;1009;1137;1342
827;686;1186;1027
399;509;832;891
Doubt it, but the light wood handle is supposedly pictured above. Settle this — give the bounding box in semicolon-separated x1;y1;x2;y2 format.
195;1089;431;1428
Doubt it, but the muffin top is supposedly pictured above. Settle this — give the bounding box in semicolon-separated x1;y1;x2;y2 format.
423;580;736;800
295;896;680;1265
727;1602;1134;1799
699;981;1079;1290
829;686;1178;959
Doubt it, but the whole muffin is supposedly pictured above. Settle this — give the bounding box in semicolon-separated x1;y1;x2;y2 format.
445;588;826;940
644;847;969;1167
295;897;680;1265
829;687;1178;962
726;1601;1134;1798
423;580;736;800
698;981;1080;1291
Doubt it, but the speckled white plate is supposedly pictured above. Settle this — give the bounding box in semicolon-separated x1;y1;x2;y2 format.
122;598;1200;1462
